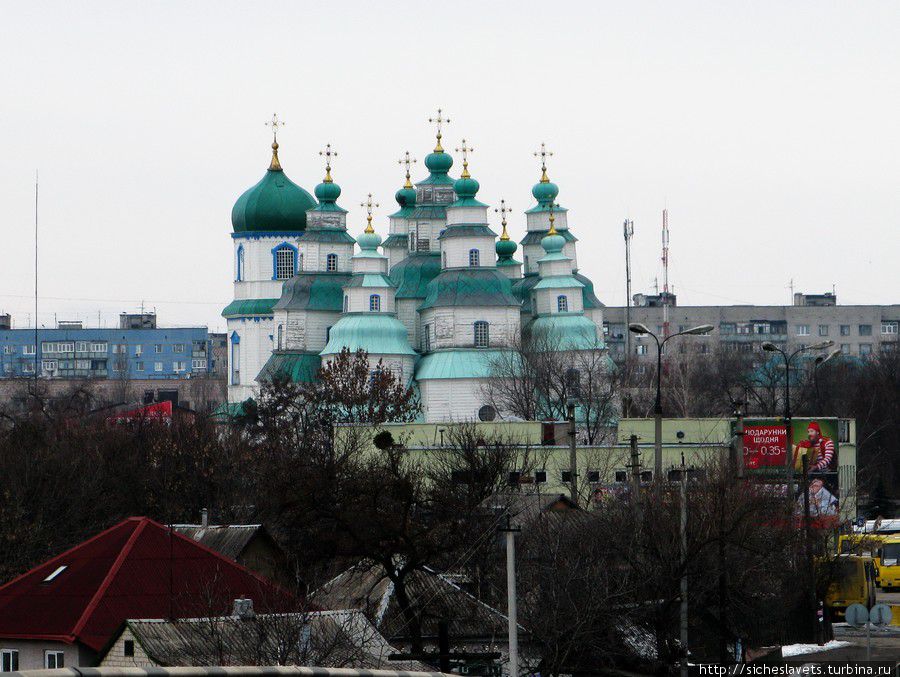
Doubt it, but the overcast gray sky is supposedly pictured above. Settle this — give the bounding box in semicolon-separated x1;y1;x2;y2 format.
2;1;898;331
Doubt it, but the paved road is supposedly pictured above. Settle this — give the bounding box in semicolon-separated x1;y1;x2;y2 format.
876;587;900;604
783;630;900;662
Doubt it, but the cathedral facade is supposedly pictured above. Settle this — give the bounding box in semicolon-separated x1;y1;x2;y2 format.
224;117;606;422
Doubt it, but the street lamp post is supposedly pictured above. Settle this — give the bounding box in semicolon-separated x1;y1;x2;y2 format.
629;323;714;478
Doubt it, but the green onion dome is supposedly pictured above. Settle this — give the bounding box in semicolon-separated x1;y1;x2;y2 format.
395;185;416;208
424;150;453;175
356;230;382;251
532;179;559;205
453;175;480;199
315;180;341;204
541;231;566;254
496;237;517;258
231;142;317;233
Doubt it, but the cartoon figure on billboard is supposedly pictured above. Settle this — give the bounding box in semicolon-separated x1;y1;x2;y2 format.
792;420;836;472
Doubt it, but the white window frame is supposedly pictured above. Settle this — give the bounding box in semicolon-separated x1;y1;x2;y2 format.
173;343;185;353
468;249;480;267
134;345;142;356
369;294;381;312
173;361;186;373
44;651;64;669
136;361;145;371
274;247;296;280
155;344;163;353
796;324;810;336
557;295;568;312
154;361;163;372
192;358;207;370
23;362;35;374
882;322;898;335
326;253;338;272
23;344;35;355
42;360;58;371
90;342;107;353
2;649;19;672
474;321;489;349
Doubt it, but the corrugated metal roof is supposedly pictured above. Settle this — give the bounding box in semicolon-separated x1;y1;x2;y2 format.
119;610;429;670
0;517;293;652
299;229;355;244
533;276;585;290
171;525;262;560
258;351;321;384
273;273;351;312
345;274;395;289
389;253;442;300
415;349;511;380
419;269;519;310
381;234;410;248
221;298;278;318
321;314;417;357
437;224;497;240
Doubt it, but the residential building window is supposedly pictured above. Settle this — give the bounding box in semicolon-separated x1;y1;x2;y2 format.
614;470;628;483
136;361;145;371
636;344;648;355
840;344;850;354
587;470;601;483
468;249;480;267
534;470;547;484
192;358;207;370
173;343;185;353
42;360;57;372
818;325;829;337
882;321;898;335
2;649;19;672
326;253;338;271
860;343;872;356
640;470;653;483
76;341;88;352
2;346;12;355
840;325;851;336
23;344;35;355
754;322;770;334
796;324;810;336
45;651;64;669
474;321;489;348
124;640;135;657
737;323;752;335
90;342;107;353
154;362;163;372
557;295;568;312
859;324;872;336
134;345;142;356
720;323;736;335
274;246;296;280
23;362;34;374
173;361;186;373
369;294;381;312
113;360;126;372
155;344;163;353
236;245;244;281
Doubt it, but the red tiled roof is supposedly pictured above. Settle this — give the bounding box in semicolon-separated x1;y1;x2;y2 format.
0;517;294;652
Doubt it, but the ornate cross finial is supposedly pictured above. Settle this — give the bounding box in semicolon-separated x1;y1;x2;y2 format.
455;139;474;178
495;199;511;241
534;142;553;183
319;143;338;183
547;201;557;236
360;193;379;234
398;151;417;188
265;113;285;170
428;108;451;152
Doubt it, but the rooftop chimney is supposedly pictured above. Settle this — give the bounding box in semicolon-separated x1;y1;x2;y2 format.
201;508;209;528
233;598;255;620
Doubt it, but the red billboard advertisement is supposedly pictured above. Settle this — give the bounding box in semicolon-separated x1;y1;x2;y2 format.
742;423;787;469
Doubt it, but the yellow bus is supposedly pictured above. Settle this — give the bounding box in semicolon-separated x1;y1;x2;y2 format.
838;533;883;556
824;554;877;618
876;535;900;590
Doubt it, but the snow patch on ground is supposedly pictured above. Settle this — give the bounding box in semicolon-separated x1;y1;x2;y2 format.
781;640;852;657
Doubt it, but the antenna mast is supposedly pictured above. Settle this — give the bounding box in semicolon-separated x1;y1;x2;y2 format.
624;219;634;361
661;209;670;338
34;171;39;380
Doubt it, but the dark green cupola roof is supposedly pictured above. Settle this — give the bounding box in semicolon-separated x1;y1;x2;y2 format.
231;141;317;233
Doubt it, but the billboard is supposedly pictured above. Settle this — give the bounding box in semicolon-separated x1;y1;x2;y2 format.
741;418;840;522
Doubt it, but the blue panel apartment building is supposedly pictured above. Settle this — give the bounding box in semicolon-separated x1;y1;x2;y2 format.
0;326;216;380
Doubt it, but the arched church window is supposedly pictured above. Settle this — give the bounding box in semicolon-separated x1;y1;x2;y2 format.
343;295;349;312
469;249;480;267
442;251;447;268
236;245;244;281
370;294;381;312
230;333;241;386
326;253;338;272
272;243;297;281
474;321;489;349
557;295;569;312
297;252;303;272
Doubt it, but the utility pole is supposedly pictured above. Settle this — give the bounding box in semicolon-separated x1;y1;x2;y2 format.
679;453;689;677
732;400;745;479
629;434;641;498
567;401;578;506
661;209;671;338
499;516;521;677
624;219;634;360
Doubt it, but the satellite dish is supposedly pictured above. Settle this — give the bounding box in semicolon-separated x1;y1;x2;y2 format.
845;603;869;627
870;603;893;626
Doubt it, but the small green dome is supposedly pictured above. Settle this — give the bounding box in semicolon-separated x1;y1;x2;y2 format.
496;238;517;258
453;176;480;199
424;151;453;174
232;154;317;233
532;180;559;204
315;180;341;203
356;230;381;250
542;232;566;254
395;185;416;208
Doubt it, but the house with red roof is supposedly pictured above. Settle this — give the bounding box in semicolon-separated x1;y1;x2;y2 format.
0;517;296;671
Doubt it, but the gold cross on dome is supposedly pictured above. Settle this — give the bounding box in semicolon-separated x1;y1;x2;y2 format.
455;139;474;178
495;199;512;241
398;151;417;188
265;113;285;143
360;193;379;233
428;108;451;152
547;200;558;235
319;143;338;183
533;142;553;183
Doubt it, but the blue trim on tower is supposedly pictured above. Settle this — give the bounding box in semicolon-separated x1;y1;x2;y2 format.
271;242;299;280
236;245;244;281
232;231;304;240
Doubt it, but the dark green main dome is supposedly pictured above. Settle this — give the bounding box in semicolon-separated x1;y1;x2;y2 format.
231;143;317;233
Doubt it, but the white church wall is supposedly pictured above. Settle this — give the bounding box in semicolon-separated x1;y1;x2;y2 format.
441;237;496;269
420;307;520;350
445;206;488;226
419;378;496;422
526;210;568;231
345;287;396;313
534;288;584;315
396;298;418;345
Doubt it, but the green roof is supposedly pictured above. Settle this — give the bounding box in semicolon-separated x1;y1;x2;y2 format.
300;229;356;244
390;252;442;299
221;298;278;317
527;314;603;350
520;229;577;246
447;198;488;208
232;168;317;233
533;275;585;290
346;274;395;289
258;351;321;383
412;206;448;219
273;272;352;312
525;202;569;215
416;174;456;186
382;234;410;248
321;313;416;357
415;349;512;380
437;224;497;240
419;269;519;310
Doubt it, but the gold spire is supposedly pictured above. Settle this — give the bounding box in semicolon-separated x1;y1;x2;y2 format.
360;193;379;234
495;199;511;241
266;113;285;171
428;108;450;152
534;142;553;183
547;201;558;236
398;151;417;188
455;139;474;178
319;143;338;183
